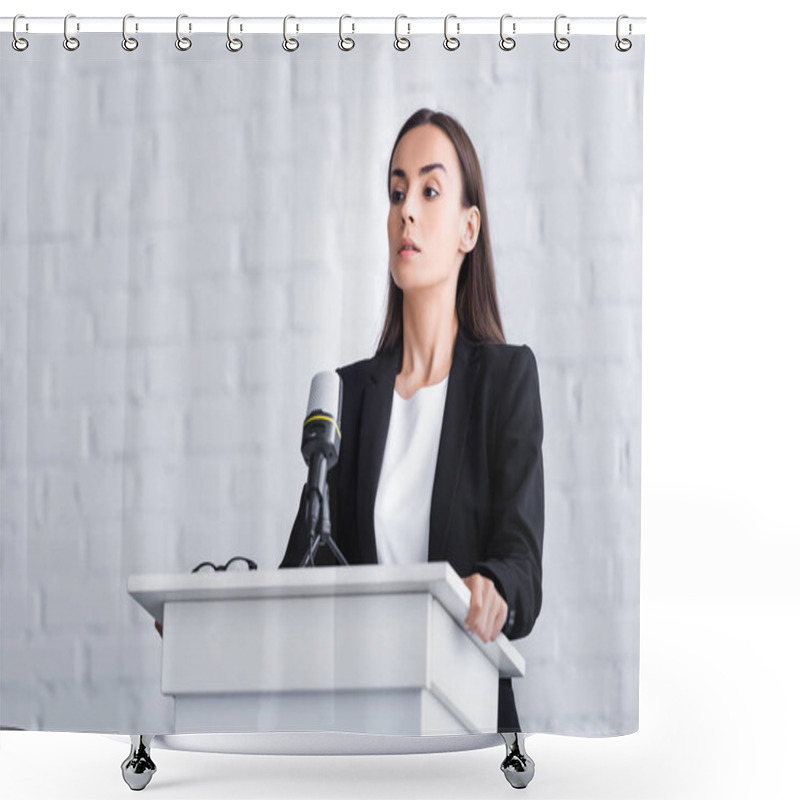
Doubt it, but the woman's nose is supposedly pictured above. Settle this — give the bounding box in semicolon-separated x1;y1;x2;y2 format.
401;196;415;224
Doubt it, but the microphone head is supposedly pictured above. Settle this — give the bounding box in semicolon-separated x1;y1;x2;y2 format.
306;371;342;424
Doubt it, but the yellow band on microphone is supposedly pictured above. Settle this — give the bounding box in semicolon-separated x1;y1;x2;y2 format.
304;414;342;440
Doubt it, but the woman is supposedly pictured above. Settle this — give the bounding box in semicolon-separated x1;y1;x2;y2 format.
280;108;545;734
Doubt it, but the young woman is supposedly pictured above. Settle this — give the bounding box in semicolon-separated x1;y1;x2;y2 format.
281;107;545;735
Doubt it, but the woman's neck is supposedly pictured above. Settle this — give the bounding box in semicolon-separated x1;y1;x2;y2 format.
399;306;458;383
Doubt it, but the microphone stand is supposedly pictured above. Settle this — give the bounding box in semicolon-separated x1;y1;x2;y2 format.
299;481;349;567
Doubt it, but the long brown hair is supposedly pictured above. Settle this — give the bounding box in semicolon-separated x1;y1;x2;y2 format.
376;108;506;355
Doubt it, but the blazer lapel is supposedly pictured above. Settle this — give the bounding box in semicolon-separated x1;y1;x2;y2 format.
355;343;399;563
428;326;481;562
355;324;482;564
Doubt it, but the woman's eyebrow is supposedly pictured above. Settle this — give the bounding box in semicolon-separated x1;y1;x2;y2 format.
391;163;447;180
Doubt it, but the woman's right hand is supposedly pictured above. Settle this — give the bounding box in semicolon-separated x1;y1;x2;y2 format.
154;620;163;638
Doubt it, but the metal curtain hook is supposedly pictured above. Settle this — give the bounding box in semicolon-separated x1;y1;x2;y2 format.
122;14;138;51
12;14;29;51
615;14;632;51
283;15;299;51
499;13;516;51
553;14;570;51
339;14;355;51
443;14;460;51
175;13;192;51
63;13;80;51
227;14;243;52
394;14;410;51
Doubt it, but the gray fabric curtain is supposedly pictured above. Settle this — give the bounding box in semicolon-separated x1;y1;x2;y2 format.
1;31;644;739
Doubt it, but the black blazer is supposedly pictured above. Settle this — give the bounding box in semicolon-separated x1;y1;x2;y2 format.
279;323;545;732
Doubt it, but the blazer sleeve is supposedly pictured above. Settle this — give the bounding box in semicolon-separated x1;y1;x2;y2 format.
278;464;340;568
473;344;544;640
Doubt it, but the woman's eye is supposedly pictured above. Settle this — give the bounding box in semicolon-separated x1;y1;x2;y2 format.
390;187;438;203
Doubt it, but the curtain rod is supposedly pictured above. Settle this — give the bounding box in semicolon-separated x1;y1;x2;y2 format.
1;16;646;37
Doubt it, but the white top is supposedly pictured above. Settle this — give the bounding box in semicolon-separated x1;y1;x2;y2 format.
374;374;450;565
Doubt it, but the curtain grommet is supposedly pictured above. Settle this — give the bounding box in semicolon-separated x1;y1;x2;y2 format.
338;14;355;51
615;15;633;51
226;14;243;52
499;14;516;51
394;15;410;51
11;14;29;51
553;14;570;52
175;13;192;51
443;14;460;51
63;13;80;51
283;14;299;52
121;14;138;52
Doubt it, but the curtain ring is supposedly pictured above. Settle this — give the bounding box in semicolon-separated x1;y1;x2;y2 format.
443;14;460;51
63;13;80;51
339;14;355;51
499;14;516;51
122;14;138;51
175;13;192;51
615;14;632;52
12;14;29;52
226;14;243;52
394;14;410;51
553;14;570;51
283;15;299;51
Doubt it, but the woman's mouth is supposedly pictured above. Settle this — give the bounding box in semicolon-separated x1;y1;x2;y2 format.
399;238;420;257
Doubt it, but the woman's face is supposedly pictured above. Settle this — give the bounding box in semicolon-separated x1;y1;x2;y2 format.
387;124;479;296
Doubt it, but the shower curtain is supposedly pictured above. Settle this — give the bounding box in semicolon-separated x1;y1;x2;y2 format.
0;24;644;741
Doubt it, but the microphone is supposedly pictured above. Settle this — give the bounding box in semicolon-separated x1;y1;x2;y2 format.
301;371;343;544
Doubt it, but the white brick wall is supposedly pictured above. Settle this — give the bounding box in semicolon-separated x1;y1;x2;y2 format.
1;32;643;735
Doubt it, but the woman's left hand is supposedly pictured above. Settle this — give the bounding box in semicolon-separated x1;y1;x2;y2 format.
462;573;508;643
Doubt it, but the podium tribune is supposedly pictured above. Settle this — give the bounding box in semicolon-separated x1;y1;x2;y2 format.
128;562;525;736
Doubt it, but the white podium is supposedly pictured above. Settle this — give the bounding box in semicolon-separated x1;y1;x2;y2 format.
128;562;525;736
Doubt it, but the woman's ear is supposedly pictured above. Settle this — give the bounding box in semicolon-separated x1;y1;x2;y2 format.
461;206;481;253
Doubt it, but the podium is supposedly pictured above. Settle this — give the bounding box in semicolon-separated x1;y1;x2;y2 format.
127;562;525;736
